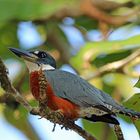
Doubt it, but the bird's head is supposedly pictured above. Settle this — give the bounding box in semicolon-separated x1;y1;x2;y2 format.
9;48;56;72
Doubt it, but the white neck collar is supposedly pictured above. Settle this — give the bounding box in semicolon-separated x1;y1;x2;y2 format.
24;61;55;73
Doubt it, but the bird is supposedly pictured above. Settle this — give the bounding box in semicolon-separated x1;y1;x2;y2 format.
9;47;140;125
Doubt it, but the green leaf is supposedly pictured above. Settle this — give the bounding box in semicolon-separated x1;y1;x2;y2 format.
75;16;98;31
93;49;132;67
134;78;140;88
70;35;140;70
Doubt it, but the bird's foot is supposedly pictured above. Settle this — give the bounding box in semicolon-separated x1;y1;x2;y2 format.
30;107;73;131
61;117;75;130
48;109;65;131
48;109;64;123
38;107;64;122
48;110;74;131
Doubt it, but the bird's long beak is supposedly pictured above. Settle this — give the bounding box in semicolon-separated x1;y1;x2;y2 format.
9;48;37;63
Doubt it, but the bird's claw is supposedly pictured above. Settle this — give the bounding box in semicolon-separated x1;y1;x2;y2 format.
31;107;71;131
48;109;64;122
61;125;69;130
38;108;64;122
47;110;71;131
52;123;57;132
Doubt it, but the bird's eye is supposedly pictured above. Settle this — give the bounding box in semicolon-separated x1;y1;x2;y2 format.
40;52;47;58
32;51;47;58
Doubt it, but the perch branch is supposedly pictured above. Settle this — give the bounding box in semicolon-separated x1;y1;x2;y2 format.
0;58;32;111
0;57;96;140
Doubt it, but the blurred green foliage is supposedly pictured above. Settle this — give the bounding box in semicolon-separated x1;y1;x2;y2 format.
71;35;140;70
0;0;140;140
0;0;79;21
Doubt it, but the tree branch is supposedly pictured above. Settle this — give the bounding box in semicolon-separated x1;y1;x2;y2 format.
0;58;32;111
33;0;139;27
85;49;140;80
80;0;139;26
0;57;96;140
91;0;135;11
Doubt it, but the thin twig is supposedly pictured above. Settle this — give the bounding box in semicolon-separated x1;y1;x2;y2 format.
0;57;96;140
114;125;124;140
80;0;140;26
101;124;110;140
85;49;140;80
91;0;134;11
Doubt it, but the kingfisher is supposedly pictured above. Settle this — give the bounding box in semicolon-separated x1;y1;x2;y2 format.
9;47;140;125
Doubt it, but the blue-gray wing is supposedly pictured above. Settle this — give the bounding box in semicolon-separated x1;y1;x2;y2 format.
45;69;122;112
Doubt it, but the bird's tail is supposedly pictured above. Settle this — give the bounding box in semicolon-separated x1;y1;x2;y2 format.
118;106;140;119
84;114;119;125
